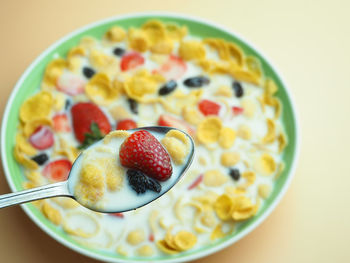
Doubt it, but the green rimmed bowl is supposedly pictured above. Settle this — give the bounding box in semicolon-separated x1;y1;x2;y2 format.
0;12;299;263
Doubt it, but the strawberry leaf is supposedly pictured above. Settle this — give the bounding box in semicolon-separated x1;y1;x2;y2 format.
78;122;104;149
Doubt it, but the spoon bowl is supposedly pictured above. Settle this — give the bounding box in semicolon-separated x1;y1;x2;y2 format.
0;126;194;213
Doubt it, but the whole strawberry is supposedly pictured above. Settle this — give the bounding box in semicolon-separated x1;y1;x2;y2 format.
119;130;173;181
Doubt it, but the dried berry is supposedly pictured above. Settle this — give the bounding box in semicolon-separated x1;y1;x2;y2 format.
31;153;49;165
158;80;177;96
183;76;210;88
65;99;71;110
229;168;240;181
82;67;96;79
127;169;162;194
128;98;138;114
113;47;126;57
232;81;244;97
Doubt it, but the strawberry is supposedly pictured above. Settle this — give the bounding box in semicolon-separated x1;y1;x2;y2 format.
71;102;111;145
109;213;124;218
188;174;203;190
119;130;172;181
232;106;244;115
120;52;145;71
154;55;187;80
158;114;195;137
29;126;54;150
116;119;137;130
56;71;86;96
42;159;72;182
198;99;221;116
53;114;71;132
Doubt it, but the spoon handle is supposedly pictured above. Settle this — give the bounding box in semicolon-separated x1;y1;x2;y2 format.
0;181;71;209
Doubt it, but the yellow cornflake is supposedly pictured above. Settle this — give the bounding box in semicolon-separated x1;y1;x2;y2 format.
210;223;226;240
42;59;67;87
52;197;79;209
105;26;126;42
197;116;223;144
128;28;150;52
179;40;206;61
218;127;236;149
67;46;86;60
156;240;179;255
165;23;188;41
116;245;128;256
231;196;258;221
53;92;66;111
63;212;100;238
220;152;240;167
262;119;276;144
85;73;119;106
41;202;62;225
278;132;288;153
245;56;263;79
182;106;204;126
108;105;131;121
274;161;285;180
19;91;53;123
215;85;233;97
103;130;130;144
104;159;124;191
13;145;38;170
256;153;277;175
173;231;197;251
126;229;145;245
230;68;260;85
241;99;256;118
137;245;154;256
237;124;252;140
258;184;271;199
203;170;228;187
161;130;190;165
200;210;217;227
25;170;42;185
141;20;167;45
150;40;174;54
79;36;97;51
242;171;256;185
23;118;53;137
15;133;37;155
89;50;116;70
214;194;234;220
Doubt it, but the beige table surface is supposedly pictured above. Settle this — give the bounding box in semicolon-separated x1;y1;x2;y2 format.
0;0;349;262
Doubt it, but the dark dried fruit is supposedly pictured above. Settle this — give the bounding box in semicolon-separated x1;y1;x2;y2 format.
31;153;49;165
158;80;177;96
113;47;126;57
183;76;210;88
82;67;96;79
232;81;244;97
128;98;138;114
65;99;71;110
229;168;240;181
127;169;162;194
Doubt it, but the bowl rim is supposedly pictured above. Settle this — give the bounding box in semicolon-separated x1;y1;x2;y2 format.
0;11;300;263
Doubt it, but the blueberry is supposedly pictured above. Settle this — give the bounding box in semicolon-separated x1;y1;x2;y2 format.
232;81;244;97
183;76;210;88
158;80;177;96
82;67;96;79
31;153;49;165
229;168;240;181
128;98;138;114
127;169;162;194
113;47;125;57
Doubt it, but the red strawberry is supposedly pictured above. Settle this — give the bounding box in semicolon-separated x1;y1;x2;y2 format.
188;174;203;190
71;102;111;143
158;114;195;137
198;99;221;116
29;126;54;150
232;106;244;115
154;55;187;80
116;119;137;130
56;71;86;96
53;114;71;132
42;159;72;182
110;213;124;218
120;52;145;71
119;130;172;181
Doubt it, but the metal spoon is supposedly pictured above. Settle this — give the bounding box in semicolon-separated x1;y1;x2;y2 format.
0;126;194;213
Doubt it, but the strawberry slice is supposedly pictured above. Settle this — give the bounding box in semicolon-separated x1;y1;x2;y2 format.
109;213;124;218
116;119;137;130
158;114;195;137
154;55;187;80
119;130;172;181
120;52;145;71
71;102;111;145
53;114;71;132
42;159;72;182
56;71;86;96
198;99;221;116
29;126;54;150
188;174;203;190
232;106;244;115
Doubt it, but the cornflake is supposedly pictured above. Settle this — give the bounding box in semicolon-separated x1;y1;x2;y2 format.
197;116;223;144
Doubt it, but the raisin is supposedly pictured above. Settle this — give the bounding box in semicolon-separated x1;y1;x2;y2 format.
183;76;210;88
229;168;240;181
158;80;177;96
127;169;162;194
113;47;126;57
232;81;244;97
82;67;96;79
65;99;71;110
128;98;138;114
31;153;49;165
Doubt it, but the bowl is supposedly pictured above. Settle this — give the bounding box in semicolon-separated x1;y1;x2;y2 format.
1;12;299;263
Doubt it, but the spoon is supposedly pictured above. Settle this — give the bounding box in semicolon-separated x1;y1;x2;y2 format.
0;126;195;213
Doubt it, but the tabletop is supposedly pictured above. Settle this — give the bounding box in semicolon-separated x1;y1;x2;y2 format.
0;0;349;262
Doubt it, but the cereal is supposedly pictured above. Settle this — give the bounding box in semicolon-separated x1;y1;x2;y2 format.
242;171;256;185
203;170;228;187
262;119;276;144
197;116;223;144
214;194;234;220
237;124;252;140
210;224;226;240
103;130;130;144
137;245;154;256
278;132;288;153
256;153;277;175
218;127;236;149
241;98;256;118
19;91;53;123
179;40;206;61
128;28;150;52
182;106;204;125
161;130;190;165
15;133;37;155
173;231;197;250
215;85;233;97
200;210;217;227
62;212;100;238
105;26;126;42
258;184;271;199
220;152;240;167
41;202;62;225
43;59;67;87
127;229;145;245
23;118;53;137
